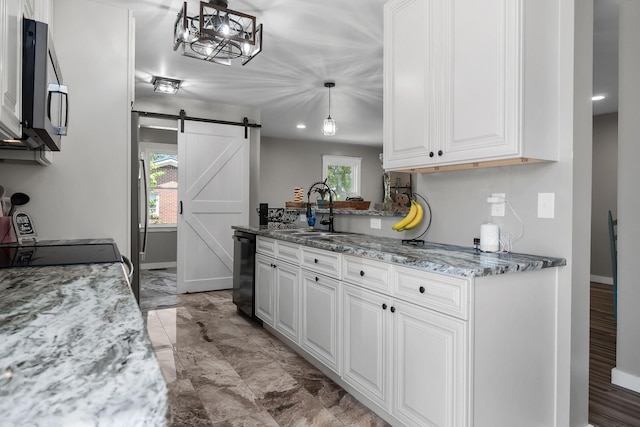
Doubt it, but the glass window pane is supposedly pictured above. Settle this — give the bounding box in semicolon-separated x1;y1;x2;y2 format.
327;165;352;200
149;152;178;226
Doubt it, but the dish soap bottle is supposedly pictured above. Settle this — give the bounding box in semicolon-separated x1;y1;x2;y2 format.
307;207;316;228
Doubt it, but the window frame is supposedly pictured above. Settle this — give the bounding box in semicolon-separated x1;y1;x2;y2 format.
322;155;362;199
141;142;178;230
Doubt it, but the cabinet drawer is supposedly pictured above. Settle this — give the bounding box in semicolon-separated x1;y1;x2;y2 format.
393;266;469;320
301;246;341;278
342;255;392;293
276;240;300;265
256;237;276;256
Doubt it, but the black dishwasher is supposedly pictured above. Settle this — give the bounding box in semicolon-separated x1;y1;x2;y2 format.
232;230;257;319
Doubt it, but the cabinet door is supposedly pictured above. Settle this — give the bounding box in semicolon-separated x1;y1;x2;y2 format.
342;283;390;412
0;0;23;140
300;271;340;374
392;300;468;427
443;0;521;163
383;0;435;170
255;254;275;326
274;262;300;344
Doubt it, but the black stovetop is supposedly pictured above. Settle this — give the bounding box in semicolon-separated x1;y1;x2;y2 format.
0;243;122;269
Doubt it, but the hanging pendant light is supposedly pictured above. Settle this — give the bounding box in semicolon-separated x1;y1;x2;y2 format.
322;81;336;136
173;0;263;66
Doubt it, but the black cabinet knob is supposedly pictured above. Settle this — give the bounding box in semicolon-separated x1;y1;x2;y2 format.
390;306;396;313
315;276;319;282
429;151;434;158
382;303;387;310
314;258;319;264
419;286;425;293
438;150;443;156
360;270;365;277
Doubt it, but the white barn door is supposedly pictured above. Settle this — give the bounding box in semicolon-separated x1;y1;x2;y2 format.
177;121;249;293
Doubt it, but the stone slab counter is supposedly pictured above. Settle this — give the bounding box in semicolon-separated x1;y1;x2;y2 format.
0;263;169;427
232;226;566;277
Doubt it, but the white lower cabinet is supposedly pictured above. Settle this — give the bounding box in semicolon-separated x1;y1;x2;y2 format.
274;261;300;344
342;282;467;427
255;252;301;344
255;254;276;326
342;283;390;411
256;236;559;426
301;270;340;374
392;300;468;427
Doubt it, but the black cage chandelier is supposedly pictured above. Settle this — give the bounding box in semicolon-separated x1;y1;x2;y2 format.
173;0;263;66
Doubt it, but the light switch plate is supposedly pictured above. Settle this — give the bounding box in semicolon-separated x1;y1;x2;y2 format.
538;193;555;219
370;218;382;229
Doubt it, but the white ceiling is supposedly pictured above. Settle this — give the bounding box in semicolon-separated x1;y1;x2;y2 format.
103;0;617;147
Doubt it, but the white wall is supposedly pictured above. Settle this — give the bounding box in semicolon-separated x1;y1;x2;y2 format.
0;0;132;254
259;136;383;206
613;0;640;393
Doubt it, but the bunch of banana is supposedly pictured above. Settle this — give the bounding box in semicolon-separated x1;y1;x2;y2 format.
392;199;424;231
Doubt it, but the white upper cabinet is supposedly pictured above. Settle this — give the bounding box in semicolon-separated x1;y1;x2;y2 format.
0;0;52;142
383;0;559;172
0;0;24;141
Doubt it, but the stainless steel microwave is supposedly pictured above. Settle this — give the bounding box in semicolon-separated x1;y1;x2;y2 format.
20;18;68;151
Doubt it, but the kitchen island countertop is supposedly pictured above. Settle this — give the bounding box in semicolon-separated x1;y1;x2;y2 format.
233;225;566;277
0;262;169;426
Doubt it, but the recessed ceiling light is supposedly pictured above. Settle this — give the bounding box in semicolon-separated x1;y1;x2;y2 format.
296;124;306;129
592;95;606;101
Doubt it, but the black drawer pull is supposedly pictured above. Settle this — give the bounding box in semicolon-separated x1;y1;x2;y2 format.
382;303;387;310
419;286;425;293
314;258;319;264
315;277;319;282
390;306;396;313
360;270;365;277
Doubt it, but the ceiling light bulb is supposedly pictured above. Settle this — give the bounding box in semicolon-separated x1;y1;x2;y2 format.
592;95;606;101
206;45;214;56
296;124;306;129
322;117;336;136
242;41;252;56
222;24;230;36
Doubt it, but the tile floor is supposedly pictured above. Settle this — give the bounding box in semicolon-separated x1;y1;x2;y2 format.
141;269;390;427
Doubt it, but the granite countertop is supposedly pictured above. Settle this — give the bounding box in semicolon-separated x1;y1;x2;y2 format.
233;226;566;278
0;263;169;426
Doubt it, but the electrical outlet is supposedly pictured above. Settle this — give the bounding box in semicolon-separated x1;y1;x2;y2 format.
370;218;382;229
538;193;555;219
490;193;506;216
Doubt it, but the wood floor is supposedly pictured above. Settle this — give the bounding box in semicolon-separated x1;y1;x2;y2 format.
590;282;640;426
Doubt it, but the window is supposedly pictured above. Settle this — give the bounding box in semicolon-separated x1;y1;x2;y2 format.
322;155;362;201
149;193;160;218
142;143;178;227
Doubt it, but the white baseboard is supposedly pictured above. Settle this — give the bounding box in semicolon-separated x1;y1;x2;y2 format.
141;262;177;270
590;274;613;285
612;367;640;393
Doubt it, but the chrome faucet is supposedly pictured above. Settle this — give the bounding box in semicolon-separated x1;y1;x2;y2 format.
307;179;335;232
